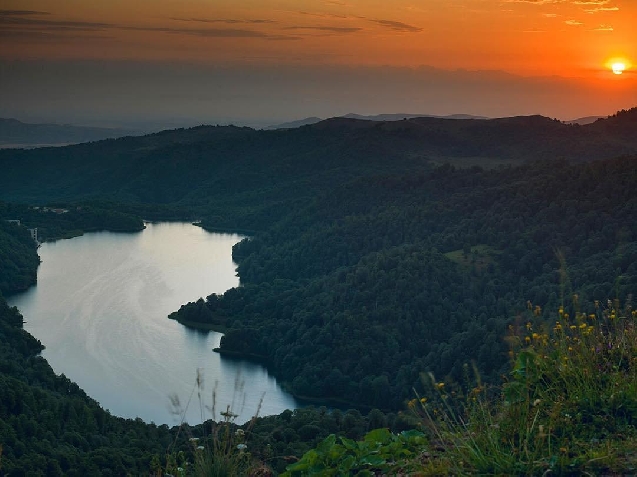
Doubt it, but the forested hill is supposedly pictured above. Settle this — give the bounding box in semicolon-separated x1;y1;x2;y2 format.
173;156;637;410
1;108;636;229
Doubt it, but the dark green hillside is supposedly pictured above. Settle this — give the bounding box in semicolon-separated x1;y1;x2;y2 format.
1;108;637;231
0;219;39;296
173;156;637;410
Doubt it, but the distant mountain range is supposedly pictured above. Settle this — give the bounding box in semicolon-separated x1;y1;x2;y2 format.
0;118;138;148
563;116;605;125
1;107;636;210
266;113;489;130
266;112;609;130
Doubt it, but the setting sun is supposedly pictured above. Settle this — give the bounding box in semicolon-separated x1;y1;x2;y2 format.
612;62;626;75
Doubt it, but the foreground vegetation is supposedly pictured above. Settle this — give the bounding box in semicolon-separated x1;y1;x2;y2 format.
288;298;637;475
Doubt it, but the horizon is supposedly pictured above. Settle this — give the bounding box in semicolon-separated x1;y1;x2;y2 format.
1;1;636;127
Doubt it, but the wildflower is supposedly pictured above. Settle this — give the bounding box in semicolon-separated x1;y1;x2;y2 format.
436;382;445;390
570;325;577;331
196;446;204;451
420;397;427;403
533;399;541;406
525;336;531;343
189;437;200;443
579;323;587;329
532;332;539;340
235;429;245;437
526;322;532;330
237;444;248;452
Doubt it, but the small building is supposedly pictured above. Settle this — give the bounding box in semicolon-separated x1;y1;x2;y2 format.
6;219;21;226
28;228;38;243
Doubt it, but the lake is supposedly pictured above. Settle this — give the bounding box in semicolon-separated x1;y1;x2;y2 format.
8;222;299;425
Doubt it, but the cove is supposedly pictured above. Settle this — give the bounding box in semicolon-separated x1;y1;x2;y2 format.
8;222;299;425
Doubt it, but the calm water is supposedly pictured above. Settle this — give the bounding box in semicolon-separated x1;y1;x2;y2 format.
8;222;299;425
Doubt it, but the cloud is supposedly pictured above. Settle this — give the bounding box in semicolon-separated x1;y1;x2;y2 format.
0;10;50;16
591;24;613;30
583;6;619;13
504;0;565;4
542;13;559;17
565;19;584;25
572;0;610;4
298;11;351;19
1;10;301;41
284;26;362;33
171;17;277;25
370;19;422;33
0;15;112;31
121;25;301;40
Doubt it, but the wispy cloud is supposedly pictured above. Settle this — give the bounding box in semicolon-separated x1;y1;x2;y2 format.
284;26;362;33
565;19;584;25
171;17;277;25
583;6;619;13
370;19;422;33
504;0;565;4
591;24;613;30
542;13;559;17
298;11;351;19
1;10;301;41
0;15;112;31
0;10;50;16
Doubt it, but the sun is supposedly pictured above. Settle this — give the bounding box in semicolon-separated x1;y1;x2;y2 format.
611;62;626;75
605;56;631;76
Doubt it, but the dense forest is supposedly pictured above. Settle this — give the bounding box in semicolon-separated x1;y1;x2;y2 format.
1;107;637;474
172;156;637;409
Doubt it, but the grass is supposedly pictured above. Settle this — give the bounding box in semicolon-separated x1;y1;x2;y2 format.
412;296;637;475
157;370;267;477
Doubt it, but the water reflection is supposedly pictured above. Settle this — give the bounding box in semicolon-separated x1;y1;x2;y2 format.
8;222;299;425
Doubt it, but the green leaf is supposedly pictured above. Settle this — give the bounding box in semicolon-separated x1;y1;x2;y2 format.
364;428;392;445
359;454;386;466
337;455;355;473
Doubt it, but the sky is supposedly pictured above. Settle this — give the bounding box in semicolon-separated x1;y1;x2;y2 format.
1;0;636;128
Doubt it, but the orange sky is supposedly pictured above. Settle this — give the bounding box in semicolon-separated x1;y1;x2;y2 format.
2;0;635;77
1;1;635;125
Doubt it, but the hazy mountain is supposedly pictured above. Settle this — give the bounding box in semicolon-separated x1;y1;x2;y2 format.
265;117;323;130
266;113;489;130
564;115;605;125
342;113;489;121
0;118;138;148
